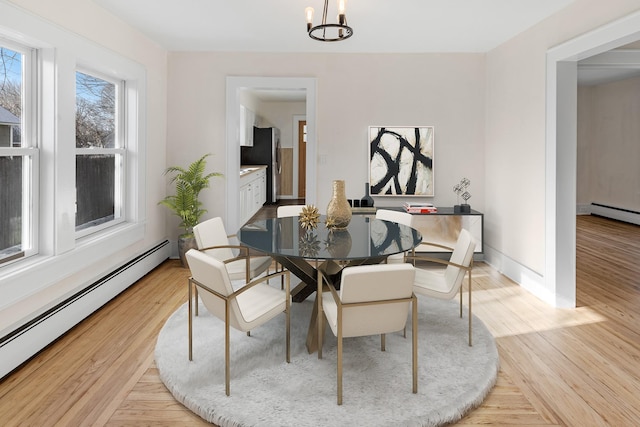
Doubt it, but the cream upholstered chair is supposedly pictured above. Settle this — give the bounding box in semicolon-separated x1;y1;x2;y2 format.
193;217;272;282
321;263;417;405
276;204;306;218
185;248;291;396
407;228;476;346
375;209;415;263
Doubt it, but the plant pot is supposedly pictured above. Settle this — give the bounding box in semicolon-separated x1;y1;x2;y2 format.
178;233;197;268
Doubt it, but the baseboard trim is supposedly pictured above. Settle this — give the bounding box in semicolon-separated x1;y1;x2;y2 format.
483;244;556;306
0;240;170;380
591;203;640;225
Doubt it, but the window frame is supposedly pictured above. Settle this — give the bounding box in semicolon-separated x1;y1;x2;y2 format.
0;38;39;266
74;67;126;238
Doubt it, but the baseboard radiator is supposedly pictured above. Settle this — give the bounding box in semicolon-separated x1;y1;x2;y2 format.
0;240;170;380
591;203;640;226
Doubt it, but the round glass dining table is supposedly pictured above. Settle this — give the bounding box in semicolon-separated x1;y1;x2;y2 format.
238;215;422;354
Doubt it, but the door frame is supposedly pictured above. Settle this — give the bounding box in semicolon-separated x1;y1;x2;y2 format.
225;77;317;233
546;10;640;308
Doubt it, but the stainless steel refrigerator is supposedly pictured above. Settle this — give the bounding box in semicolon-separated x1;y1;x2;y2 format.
240;127;281;204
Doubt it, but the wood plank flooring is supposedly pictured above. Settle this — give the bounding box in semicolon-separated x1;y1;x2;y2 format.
1;214;639;426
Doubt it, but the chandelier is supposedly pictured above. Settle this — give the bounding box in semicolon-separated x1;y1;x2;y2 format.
305;0;353;42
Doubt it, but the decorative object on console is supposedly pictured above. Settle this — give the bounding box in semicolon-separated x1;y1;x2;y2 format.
360;182;374;207
326;180;352;229
453;178;472;213
404;202;437;214
299;204;320;230
305;0;353;42
369;126;434;197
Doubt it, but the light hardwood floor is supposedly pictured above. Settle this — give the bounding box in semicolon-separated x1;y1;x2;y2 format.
1;214;639;426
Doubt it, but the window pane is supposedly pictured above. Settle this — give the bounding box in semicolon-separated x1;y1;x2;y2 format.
76;71;116;148
0;156;24;260
0;47;22;147
76;154;118;230
76;70;121;233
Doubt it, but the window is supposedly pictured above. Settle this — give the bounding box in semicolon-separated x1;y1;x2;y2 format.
75;70;124;235
0;42;36;265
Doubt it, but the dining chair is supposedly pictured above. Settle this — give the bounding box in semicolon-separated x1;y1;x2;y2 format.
193;216;272;282
406;228;476;346
375;209;414;263
276;204;306;218
185;248;291;396
321;263;417;405
276;204;312;287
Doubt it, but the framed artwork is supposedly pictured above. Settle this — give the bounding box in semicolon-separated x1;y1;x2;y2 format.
368;126;434;196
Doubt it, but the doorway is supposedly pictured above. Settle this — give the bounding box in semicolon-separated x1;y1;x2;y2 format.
547;10;640;308
225;77;317;233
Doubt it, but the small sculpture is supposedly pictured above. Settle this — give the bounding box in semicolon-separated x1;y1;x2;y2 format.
299;204;321;230
453;178;471;213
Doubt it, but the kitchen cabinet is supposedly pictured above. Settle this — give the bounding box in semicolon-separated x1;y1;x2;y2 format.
239;106;255;146
239;166;267;224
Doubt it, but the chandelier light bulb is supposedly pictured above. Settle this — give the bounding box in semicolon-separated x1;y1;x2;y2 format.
338;0;346;20
305;7;315;31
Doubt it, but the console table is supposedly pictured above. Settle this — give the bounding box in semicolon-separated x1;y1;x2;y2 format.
379;207;483;257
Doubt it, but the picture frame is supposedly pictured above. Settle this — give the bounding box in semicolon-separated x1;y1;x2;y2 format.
368;126;434;196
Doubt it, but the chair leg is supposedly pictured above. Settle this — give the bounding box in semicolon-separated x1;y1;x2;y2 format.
412;295;418;393
381;333;386;351
195;286;199;317
225;301;231;396
286;272;291;363
188;279;193;361
468;271;473;347
337;331;343;405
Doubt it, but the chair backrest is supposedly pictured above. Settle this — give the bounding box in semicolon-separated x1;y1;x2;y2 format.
444;229;476;291
185;248;245;330
375;209;413;227
277;204;307;218
338;264;415;337
193;217;235;261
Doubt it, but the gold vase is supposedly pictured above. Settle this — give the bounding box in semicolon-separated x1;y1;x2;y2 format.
326;180;352;229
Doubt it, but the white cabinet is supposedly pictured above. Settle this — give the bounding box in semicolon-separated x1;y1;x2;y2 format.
239;167;267;224
239;106;255;146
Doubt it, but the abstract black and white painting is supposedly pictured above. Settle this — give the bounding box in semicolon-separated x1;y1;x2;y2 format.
369;126;434;196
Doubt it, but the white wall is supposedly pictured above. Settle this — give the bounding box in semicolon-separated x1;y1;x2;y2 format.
257;100;306;149
578;77;640;211
484;0;640;304
167;52;486;240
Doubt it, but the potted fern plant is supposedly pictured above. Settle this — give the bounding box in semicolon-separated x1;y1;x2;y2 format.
159;153;222;267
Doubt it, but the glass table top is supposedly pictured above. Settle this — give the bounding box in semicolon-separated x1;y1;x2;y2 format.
238;215;422;261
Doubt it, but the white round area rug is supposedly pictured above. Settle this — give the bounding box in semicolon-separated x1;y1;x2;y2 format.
155;296;499;427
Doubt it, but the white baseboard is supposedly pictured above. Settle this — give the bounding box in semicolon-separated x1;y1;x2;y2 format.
590;203;640;225
0;241;170;380
483;244;555;306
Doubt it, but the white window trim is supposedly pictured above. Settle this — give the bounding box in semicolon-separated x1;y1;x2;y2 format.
0;3;147;316
0;39;38;264
74;68;127;238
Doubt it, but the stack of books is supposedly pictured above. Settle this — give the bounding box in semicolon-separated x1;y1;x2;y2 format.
403;202;437;214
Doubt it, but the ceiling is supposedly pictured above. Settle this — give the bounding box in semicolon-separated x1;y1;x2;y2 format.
95;0;575;53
